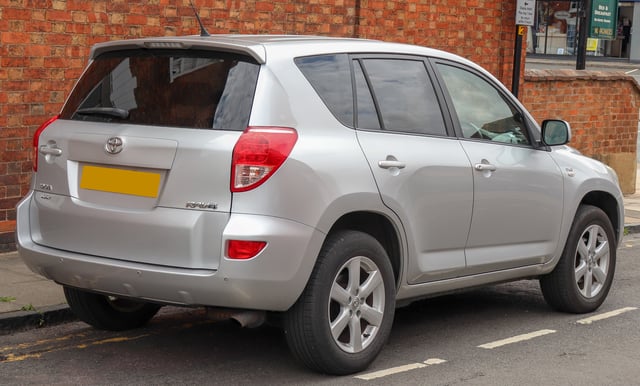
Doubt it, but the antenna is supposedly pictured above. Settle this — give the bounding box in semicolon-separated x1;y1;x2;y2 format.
189;0;210;37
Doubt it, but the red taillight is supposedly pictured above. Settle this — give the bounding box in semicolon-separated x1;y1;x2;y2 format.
231;127;298;192
33;115;59;172
227;240;267;260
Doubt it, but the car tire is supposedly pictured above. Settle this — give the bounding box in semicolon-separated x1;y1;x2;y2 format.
540;205;616;313
284;230;396;375
64;286;161;331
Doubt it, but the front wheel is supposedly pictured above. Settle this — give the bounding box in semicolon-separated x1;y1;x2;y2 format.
64;287;161;331
540;205;617;313
284;230;396;375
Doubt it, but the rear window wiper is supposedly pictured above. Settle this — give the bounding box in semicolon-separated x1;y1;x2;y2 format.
76;107;129;119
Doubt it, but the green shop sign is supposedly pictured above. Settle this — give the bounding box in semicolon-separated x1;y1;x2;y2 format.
590;0;618;39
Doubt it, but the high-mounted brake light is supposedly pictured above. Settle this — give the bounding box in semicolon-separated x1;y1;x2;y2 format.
227;240;267;260
143;42;188;49
231;127;298;192
33;115;59;172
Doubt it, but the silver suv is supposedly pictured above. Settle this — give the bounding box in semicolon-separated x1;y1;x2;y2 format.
17;35;624;375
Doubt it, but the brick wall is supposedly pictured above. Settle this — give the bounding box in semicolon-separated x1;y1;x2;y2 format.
0;0;533;251
2;2;638;252
521;69;640;194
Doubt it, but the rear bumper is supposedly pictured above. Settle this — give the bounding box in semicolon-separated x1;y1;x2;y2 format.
16;193;324;311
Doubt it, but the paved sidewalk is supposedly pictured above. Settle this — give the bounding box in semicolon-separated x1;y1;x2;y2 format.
0;252;74;334
3;175;640;334
625;185;640;229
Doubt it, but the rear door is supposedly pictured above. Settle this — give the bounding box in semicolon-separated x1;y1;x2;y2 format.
351;56;474;284
32;48;260;269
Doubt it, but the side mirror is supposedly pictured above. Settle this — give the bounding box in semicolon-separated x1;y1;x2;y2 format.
541;119;571;146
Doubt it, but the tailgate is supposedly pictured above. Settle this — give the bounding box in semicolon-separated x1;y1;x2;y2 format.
31;120;240;269
28;48;259;269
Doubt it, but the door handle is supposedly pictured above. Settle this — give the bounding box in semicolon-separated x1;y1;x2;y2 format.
39;145;63;156
474;163;497;172
378;160;406;169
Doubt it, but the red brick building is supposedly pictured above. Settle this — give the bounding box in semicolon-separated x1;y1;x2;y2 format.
0;0;521;251
0;1;637;251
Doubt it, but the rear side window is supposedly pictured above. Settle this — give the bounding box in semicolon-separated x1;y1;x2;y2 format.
60;50;260;130
295;54;354;127
359;59;447;136
353;61;381;130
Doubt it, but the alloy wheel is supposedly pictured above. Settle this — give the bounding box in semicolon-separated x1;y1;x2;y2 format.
575;224;610;298
328;256;386;353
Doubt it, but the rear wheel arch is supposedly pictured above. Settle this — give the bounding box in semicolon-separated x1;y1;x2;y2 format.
284;229;396;374
327;211;402;285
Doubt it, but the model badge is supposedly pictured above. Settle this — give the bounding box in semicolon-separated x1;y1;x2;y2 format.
186;201;218;210
105;137;124;154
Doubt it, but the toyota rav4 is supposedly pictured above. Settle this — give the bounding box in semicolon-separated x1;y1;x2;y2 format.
17;35;624;375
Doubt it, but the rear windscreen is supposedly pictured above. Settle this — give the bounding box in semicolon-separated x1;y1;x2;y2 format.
60;49;260;130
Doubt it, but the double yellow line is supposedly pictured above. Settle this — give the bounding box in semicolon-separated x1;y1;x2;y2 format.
1;315;217;363
0;332;149;363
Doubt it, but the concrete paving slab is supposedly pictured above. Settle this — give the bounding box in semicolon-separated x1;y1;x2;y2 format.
0;252;66;315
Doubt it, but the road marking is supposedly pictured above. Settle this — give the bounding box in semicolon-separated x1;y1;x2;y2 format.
625;69;638;74
1;335;77;353
76;334;149;349
477;329;556;349
0;333;150;363
576;307;638;325
1;353;43;363
355;358;447;380
0;315;217;363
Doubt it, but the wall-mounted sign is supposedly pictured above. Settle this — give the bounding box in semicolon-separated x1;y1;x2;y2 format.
516;0;536;26
590;0;619;39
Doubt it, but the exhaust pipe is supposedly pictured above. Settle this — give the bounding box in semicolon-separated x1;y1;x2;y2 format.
230;310;267;328
206;307;266;328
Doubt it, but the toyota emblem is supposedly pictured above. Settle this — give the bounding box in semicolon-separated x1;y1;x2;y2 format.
105;137;124;154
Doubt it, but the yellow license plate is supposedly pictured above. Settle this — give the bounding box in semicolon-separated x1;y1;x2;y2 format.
80;166;161;198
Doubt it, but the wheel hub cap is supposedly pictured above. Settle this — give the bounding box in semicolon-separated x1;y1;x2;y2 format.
329;256;386;354
575;224;610;298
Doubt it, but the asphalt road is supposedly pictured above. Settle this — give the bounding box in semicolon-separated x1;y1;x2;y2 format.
2;234;640;385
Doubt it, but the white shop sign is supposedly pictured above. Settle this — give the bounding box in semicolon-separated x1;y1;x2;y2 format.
516;0;536;26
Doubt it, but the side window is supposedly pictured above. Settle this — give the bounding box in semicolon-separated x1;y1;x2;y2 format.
353;61;381;129
436;63;531;145
359;59;447;136
295;54;354;127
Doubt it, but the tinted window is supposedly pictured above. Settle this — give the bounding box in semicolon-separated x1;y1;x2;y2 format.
361;59;446;136
295;54;354;127
60;50;259;130
353;61;381;129
436;63;531;145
